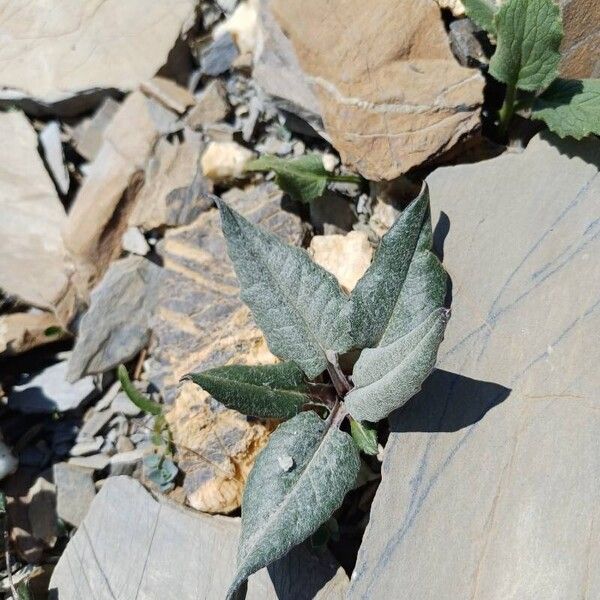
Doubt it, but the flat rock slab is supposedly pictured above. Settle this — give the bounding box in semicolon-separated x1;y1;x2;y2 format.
53;462;96;528
49;476;348;599
67;256;161;381
348;133;600;599
9;361;96;414
0;0;196;115
0;111;74;321
269;0;483;180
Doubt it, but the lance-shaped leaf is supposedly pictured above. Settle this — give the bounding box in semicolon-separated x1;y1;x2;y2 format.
346;308;449;422
462;0;498;35
350;419;378;456
217;199;352;379
226;410;360;599
489;0;563;92
186;362;311;419
532;78;600;140
350;184;446;349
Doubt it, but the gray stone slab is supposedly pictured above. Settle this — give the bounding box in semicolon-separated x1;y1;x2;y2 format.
53;462;96;528
348;133;600;600
49;476;348;599
201;32;239;76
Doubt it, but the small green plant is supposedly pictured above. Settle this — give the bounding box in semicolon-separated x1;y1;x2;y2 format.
245;154;362;202
186;185;448;599
463;0;600;139
117;365;178;492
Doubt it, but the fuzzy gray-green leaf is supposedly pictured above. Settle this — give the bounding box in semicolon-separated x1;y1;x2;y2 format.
217;199;352;379
489;0;563;92
245;154;330;202
346;308;448;422
226;411;360;599
532;78;600;140
350;184;446;349
463;0;497;34
186;362;310;419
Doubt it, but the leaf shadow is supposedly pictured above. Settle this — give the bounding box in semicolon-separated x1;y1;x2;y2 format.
539;129;600;171
390;369;510;434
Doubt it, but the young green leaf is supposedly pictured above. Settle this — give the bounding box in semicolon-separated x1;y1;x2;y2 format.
346;308;448;422
350;420;379;455
489;0;563;92
117;364;162;416
531;78;600;140
245;154;330;202
350;184;447;349
186;362;311;419
462;0;498;34
226;411;360;599
216;199;352;379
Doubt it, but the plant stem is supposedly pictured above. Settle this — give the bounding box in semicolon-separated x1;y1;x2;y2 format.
325;352;351;397
498;82;517;138
328;173;362;185
328;400;348;428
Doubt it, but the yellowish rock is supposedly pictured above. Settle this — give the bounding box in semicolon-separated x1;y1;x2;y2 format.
309;230;373;292
0;312;63;356
213;0;259;56
434;0;465;16
200;141;255;182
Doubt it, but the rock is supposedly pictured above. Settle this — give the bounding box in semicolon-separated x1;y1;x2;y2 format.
201;141;255;182
70;97;120;161
69;437;104;457
115;436;135;453
0;0;197;115
9;361;96;414
128;134;212;231
121;227;150;255
140;76;196;114
67;454;110;472
309;231;373;292
149;182;306;399
449;18;489;67
67;256;161;381
253;0;323;129
39;121;69;195
63;92;176;292
186;80;230;128
269;0;484;180
109;448;147;476
111;392;143;417
310;192;357;234
201;32;240;76
26;476;58;547
434;0;465;15
167;381;271;513
348;133;600;599
0;112;75;322
559;0;600;78
77;411;113;441
0;438;18;480
214;0;259;56
0;311;62;356
49;476;349;599
53;463;96;527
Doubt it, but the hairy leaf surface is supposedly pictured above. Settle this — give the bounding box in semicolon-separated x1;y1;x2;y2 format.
227;411;360;599
462;0;497;34
346;309;448;422
350;184;446;349
186;362;310;419
489;0;563;92
532;78;600;139
217;199;351;378
350;420;378;455
245;154;330;202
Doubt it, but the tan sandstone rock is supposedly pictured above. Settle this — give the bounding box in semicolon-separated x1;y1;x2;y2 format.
269;0;484;180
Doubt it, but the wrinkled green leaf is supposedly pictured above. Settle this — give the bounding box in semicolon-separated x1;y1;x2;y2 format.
350;184;447;349
245;154;330;202
346;309;448;422
186;362;310;419
217;199;352;379
489;0;563;92
531;78;600;139
227;411;360;599
463;0;497;34
350;419;379;455
44;325;64;337
117;364;162;416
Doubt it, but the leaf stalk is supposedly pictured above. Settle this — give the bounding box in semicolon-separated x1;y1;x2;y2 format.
498;81;517;138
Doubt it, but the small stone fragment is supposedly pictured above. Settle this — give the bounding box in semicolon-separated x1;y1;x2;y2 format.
39;121;69;195
200;141;255;182
69;437;104;457
116;436;135;454
109;448;147;476
67;454;110;471
53;463;96;527
201;32;239;76
70;97;120;161
9;361;96;414
214;0;259;55
26;476;58;547
0;438;18;480
449;18;488;67
77;411;113;441
277;455;294;472
140;76;195;114
309;231;373;292
186;80;230;129
121;227;150;256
